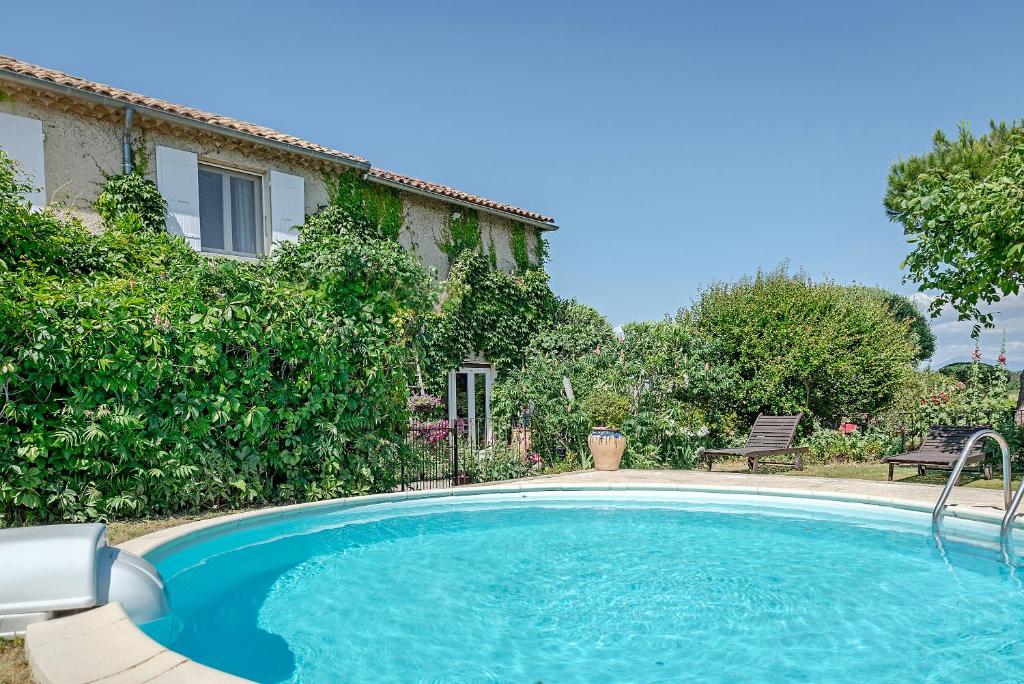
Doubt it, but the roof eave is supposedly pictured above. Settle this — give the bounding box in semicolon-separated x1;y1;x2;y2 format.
366;173;558;231
0;68;371;173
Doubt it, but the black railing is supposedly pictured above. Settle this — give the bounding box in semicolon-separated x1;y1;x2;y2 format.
400;417;497;490
401;420;459;490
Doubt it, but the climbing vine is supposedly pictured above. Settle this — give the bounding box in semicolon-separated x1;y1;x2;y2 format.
325;172;404;240
94;174;166;233
419;251;555;389
94;133;164;233
509;221;530;272
439;206;481;260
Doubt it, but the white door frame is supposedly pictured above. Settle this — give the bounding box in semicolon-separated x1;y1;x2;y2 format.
448;365;495;446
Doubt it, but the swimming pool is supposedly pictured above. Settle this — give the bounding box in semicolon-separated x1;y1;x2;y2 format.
140;490;1024;682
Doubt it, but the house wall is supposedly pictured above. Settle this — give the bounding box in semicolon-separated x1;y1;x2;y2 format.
0;81;543;277
395;191;541;277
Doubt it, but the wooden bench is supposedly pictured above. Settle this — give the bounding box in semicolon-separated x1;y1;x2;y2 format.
703;414;807;473
881;425;992;482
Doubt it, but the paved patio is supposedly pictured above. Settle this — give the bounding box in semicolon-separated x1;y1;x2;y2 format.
497;468;1011;518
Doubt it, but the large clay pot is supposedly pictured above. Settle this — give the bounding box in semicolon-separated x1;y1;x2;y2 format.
588;427;626;471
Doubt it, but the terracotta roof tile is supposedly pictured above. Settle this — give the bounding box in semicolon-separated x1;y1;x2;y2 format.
369;169;555;225
0;54;368;166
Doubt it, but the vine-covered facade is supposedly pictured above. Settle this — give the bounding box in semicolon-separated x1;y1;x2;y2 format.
0;54;555;281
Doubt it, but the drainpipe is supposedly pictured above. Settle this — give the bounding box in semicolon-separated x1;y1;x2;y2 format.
122;107;134;175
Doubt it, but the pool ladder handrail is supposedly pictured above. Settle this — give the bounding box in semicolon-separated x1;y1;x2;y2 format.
930;428;1023;539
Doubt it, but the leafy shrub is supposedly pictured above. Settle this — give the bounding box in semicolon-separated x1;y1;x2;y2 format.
688;266;918;424
95;173;167;233
801;428;902;464
492;299;619;465
0;152;432;523
580;387;630;430
462;442;541;483
421;251;554;385
617;319;730;469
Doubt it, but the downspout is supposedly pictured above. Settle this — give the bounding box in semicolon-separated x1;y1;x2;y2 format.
122;107;134;175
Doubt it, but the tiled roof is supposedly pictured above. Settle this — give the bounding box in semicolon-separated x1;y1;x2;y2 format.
369;169;555;225
0;54;556;227
0;54;368;166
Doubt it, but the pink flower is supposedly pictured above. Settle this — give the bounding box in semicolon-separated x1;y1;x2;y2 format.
838;422;857;435
972;348;982;362
999;353;1008;366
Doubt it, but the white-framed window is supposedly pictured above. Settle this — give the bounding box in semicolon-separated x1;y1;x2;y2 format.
156;145;303;255
197;164;265;257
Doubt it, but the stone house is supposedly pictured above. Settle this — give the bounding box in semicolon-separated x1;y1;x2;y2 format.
0;54;558;439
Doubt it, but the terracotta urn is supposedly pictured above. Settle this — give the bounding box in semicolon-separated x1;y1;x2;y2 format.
588;427;626;471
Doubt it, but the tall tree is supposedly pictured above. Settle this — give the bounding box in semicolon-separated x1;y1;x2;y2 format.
885;121;1024;329
863;288;936;363
688;268;917;423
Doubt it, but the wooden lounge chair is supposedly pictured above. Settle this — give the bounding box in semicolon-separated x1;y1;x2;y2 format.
881;425;992;482
703;414;807;473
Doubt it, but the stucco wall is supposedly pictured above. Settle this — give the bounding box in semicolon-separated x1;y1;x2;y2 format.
395;190;542;277
1;82;543;277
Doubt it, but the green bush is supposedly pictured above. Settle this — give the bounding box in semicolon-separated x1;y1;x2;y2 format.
95;173;167;233
462;442;541;483
0;152;432;523
492;299;619;466
420;251;555;386
688;267;918;424
580;387;630;430
801;428;903;464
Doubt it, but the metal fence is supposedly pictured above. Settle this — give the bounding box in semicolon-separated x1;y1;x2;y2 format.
401;420;458;490
400;417;495;490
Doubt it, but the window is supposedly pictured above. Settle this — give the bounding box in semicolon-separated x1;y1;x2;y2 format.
197;165;264;256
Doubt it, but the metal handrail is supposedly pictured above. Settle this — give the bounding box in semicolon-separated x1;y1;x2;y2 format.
931;429;1012;531
1002;467;1024;539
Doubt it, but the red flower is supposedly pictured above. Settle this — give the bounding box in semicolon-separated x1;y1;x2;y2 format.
999;353;1007;365
838;422;857;434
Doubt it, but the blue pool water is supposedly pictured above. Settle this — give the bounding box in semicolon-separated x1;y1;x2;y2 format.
143;492;1024;682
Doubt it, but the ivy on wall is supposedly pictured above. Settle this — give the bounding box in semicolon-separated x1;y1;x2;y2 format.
325;172;404;240
419;251;555;389
509;222;530;272
439;206;481;261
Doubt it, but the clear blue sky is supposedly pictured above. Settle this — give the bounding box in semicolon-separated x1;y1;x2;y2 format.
5;1;1024;365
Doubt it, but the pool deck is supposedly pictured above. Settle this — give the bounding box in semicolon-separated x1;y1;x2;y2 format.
24;469;1016;683
508;469;1011;515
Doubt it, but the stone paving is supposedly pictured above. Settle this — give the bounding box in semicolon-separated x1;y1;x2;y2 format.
505;468;1010;516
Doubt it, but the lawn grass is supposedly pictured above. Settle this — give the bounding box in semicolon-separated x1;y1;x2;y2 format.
713;459;1023;489
0;639;29;684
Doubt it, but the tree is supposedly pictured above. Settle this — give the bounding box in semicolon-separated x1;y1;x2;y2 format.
885;121;1024;329
688;268;918;424
491;299;619;463
864;288;935;363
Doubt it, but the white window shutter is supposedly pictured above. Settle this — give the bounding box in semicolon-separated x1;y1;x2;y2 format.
156;146;201;251
270;170;304;250
0;112;46;207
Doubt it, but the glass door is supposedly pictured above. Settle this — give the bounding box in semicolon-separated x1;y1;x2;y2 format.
447;365;494;450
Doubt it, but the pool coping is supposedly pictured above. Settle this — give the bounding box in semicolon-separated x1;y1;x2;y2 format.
25;475;1022;683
